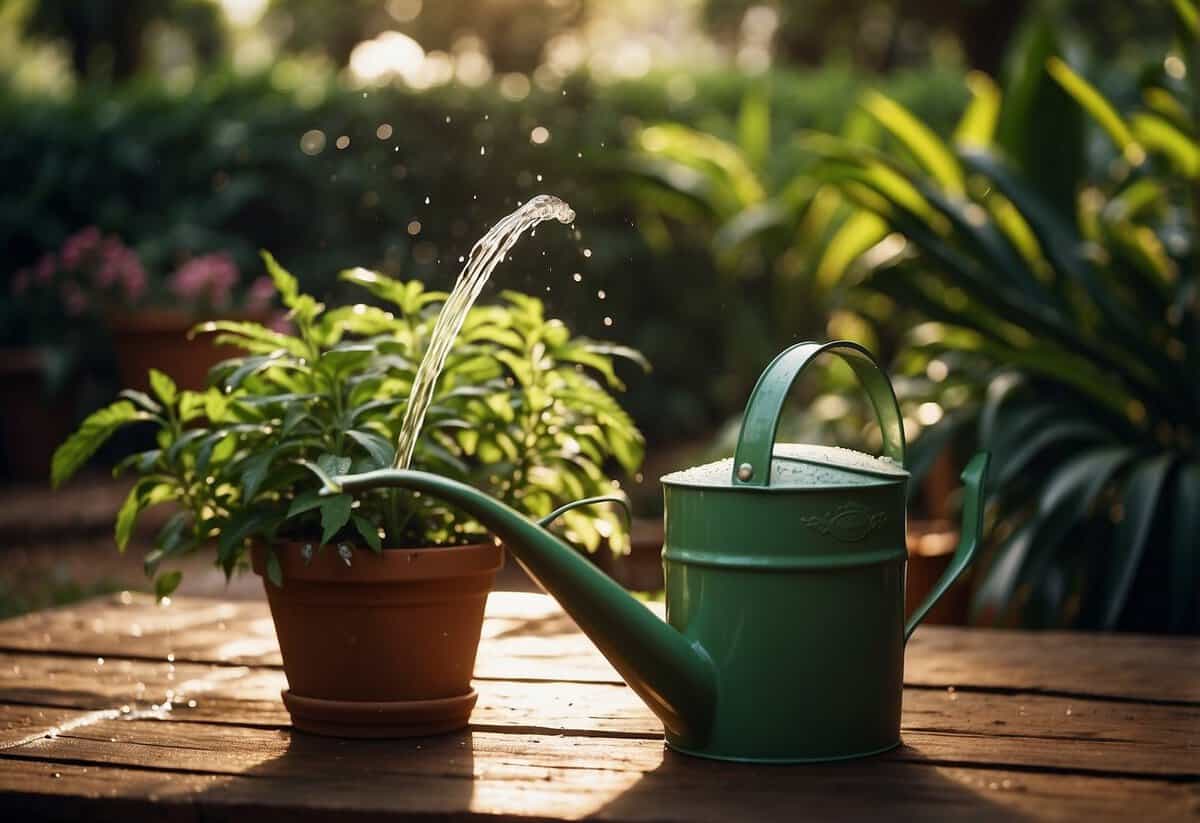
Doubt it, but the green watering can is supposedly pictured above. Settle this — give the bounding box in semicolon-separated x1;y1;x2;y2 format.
334;340;990;763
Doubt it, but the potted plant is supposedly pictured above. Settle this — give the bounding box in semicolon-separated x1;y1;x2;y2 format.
51;252;646;736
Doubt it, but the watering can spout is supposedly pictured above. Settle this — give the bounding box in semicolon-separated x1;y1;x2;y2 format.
333;469;718;745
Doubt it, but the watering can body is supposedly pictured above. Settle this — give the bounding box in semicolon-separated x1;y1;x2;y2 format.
661;461;909;761
334;340;989;763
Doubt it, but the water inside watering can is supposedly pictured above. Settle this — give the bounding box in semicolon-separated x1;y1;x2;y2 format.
662;444;908;488
393;194;576;469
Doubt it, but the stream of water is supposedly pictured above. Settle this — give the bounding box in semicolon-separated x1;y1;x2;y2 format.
392;194;576;469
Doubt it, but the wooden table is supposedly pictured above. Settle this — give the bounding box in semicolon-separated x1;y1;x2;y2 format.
0;592;1195;821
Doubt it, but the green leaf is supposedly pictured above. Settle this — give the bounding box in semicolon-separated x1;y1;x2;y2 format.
1103;454;1174;629
345;429;395;469
861;90;964;193
266;549;283;588
115;482;144;553
316;453;353;478
194;321;307;358
339;267;409;308
239;449;276;502
954;71;1001;148
1130;113;1200;179
260;250;298;307
814;210;890;288
1046;57;1143;164
118;389;162;415
164;428;209;464
352;514;382;553
286;490;325;519
148;370;177;407
52;401;150;488
223;351;292;390
319;343;376;376
154;571;182;601
298;459;342;492
217;508;274;575
319;494;354;544
736;88;770;171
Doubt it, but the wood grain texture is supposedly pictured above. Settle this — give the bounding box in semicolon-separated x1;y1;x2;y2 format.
2;593;1196;703
0;652;1196;778
0;592;1196;821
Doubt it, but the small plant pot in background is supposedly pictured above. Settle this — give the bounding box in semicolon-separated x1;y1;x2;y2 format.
905;519;969;625
0;348;75;482
252;541;503;738
109;309;269;392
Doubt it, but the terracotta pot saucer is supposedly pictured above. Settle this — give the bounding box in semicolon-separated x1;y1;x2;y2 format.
282;689;479;738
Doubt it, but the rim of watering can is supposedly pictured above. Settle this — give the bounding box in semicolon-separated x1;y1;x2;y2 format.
661;444;907;491
664;340;907;492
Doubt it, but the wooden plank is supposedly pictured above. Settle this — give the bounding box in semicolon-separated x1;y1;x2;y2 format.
1;717;1195;822
1;653;1196;778
906;626;1200;704
2;594;1197;705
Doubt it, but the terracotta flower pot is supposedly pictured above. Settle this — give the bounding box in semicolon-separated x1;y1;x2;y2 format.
0;348;76;482
251;541;503;738
108;309;270;392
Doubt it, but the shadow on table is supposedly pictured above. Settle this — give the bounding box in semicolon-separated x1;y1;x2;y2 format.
201;726;478;817
592;744;1029;822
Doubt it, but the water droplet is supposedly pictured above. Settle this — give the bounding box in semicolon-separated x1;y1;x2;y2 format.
480;146;486;156
572;273;582;282
582;248;592;258
603;317;613;327
375;123;393;140
424;196;430;205
187;699;198;709
408;220;422;236
597;290;606;300
335;135;350;150
96;657;104;666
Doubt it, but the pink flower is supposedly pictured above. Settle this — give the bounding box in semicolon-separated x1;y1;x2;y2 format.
60;226;100;271
61;281;88;316
243;276;276;312
35;254;56;283
121;254;148;303
168;252;240;308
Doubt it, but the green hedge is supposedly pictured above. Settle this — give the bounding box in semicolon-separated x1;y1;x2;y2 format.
0;65;966;441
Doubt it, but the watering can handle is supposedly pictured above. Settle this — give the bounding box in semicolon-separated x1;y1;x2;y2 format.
732;340;906;487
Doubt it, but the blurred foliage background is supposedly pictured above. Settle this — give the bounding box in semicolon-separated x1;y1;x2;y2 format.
0;0;1195;631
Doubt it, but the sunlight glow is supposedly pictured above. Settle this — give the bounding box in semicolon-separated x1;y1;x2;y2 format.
349;31;426;84
219;0;268;26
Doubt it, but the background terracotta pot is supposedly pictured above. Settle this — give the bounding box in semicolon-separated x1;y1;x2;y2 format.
0;348;75;482
251;541;503;738
108;309;270;392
